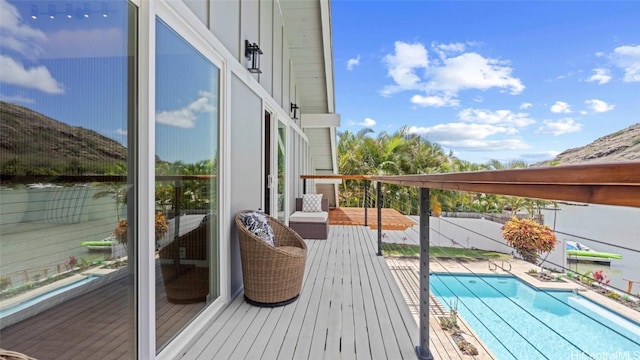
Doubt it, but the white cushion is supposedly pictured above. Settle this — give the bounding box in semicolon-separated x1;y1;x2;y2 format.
289;211;328;223
239;211;275;246
302;193;323;212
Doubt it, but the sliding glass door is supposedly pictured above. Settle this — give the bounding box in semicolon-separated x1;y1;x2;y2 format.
0;1;137;358
155;17;220;351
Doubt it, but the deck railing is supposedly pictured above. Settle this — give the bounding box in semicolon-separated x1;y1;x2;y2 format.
302;162;640;359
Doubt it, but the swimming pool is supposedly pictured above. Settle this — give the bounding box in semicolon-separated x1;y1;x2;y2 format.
430;273;640;359
0;276;98;319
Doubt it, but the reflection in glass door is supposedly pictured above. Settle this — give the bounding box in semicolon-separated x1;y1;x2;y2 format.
277;121;286;221
155;18;220;351
0;1;137;358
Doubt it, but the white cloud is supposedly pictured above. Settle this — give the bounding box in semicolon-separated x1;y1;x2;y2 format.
0;55;64;94
406;120;532;153
520;102;533;110
346;55;360;71
427;52;525;95
585;99;615;113
586;68;611;84
156;91;215;128
115;128;127;136
519;151;561;163
381;41;524;106
0;93;34;104
611;45;640;82
458;108;535;127
555;71;575;81
407;122;512;141
43;28;125;59
0;0;46;58
410;94;459;107
431;42;467;60
0;1;66;94
438;138;529;151
536;118;582;135
358;117;376;127
550;101;571;114
381;41;429;95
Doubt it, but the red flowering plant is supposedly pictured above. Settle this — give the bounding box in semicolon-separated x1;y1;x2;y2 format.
114;212;170;251
592;269;610;286
501;217;557;264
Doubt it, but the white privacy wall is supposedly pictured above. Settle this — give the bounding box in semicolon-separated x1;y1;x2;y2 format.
229;74;263;293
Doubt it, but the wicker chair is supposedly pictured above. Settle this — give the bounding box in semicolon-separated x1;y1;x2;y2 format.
0;349;37;360
235;210;308;307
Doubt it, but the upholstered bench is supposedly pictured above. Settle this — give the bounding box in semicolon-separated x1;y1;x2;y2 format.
289;197;329;239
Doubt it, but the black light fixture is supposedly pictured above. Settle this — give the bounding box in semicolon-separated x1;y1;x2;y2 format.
290;103;300;121
245;40;263;74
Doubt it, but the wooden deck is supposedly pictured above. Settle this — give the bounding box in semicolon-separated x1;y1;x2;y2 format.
3;223;469;359
0;265;204;360
329;207;417;231
179;225;418;360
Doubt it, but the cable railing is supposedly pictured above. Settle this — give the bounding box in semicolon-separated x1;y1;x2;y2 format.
301;162;640;359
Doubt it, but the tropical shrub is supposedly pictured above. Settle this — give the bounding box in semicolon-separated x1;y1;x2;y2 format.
579;270;595;286
606;291;621;300
501;217;557;263
114;212;169;250
0;275;12;291
592;269;610;286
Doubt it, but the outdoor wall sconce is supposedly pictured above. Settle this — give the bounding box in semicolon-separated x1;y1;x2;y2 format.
290;103;300;120
245;40;263;74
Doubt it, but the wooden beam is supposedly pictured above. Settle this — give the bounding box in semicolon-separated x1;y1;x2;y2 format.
301;162;640;208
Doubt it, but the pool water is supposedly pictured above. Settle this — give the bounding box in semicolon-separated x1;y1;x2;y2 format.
0;276;98;319
430;274;640;360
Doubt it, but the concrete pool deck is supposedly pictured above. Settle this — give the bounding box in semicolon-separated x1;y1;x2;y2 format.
387;256;640;359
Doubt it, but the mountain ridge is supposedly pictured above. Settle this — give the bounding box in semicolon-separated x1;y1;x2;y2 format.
0;101;126;174
535;123;640;166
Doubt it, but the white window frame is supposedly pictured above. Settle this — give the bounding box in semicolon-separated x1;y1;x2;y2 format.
140;1;229;359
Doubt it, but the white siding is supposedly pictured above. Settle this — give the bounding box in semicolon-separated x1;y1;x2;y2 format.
272;17;283;106
229;74;263;293
182;0;208;25
211;0;240;60
259;0;274;95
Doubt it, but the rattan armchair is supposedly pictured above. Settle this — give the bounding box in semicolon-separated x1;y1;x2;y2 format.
235;210;308;307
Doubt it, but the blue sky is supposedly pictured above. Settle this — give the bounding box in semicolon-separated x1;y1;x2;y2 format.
332;1;640;164
0;0;218;164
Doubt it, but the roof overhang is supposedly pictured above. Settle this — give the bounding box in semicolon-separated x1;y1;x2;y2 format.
280;0;335;114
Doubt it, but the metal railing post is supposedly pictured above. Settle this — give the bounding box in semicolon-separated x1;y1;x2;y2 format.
303;178;307;194
416;187;433;359
377;183;382;256
364;180;369;226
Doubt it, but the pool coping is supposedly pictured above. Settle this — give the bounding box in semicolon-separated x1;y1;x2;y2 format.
0;267;126;329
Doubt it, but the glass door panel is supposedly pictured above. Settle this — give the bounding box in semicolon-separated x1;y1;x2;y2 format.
0;1;137;358
155;18;220;351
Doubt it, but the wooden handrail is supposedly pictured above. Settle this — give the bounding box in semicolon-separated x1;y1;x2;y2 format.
300;174;369;180
301;162;640;208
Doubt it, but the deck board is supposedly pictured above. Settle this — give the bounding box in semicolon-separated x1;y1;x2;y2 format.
353;226;391;360
2;224;421;360
179;225;418;360
329;207;416;230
